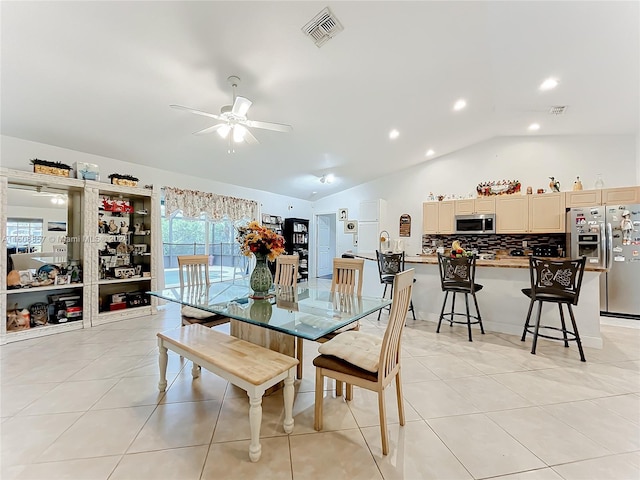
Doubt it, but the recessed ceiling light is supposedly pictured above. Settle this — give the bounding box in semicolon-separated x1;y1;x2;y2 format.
528;123;541;131
426;149;435;157
389;129;399;139
539;78;559;91
453;99;467;111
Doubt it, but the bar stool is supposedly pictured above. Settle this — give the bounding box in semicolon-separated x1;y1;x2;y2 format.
376;250;416;321
521;256;587;362
436;253;484;342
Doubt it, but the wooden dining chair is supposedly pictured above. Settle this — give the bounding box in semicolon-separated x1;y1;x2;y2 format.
274;254;299;286
313;269;415;455
177;255;230;328
274;255;303;378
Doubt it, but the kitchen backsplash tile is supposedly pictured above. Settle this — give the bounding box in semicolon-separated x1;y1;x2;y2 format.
422;233;565;254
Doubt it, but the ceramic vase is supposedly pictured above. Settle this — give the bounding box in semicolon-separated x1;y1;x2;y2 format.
250;253;273;298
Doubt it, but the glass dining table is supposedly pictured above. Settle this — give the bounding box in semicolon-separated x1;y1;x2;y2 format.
148;280;391;341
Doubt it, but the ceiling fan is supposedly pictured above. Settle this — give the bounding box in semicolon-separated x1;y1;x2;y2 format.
171;76;292;151
31;186;67;205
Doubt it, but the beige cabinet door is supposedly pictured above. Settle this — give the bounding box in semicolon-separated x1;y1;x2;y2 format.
565;189;602;208
438;201;455;234
454;199;474;215
423;202;438;234
495;195;528;233
602;186;640;205
474;197;496;214
529;193;566;233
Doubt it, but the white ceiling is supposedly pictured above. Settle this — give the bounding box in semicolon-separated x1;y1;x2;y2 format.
2;1;638;200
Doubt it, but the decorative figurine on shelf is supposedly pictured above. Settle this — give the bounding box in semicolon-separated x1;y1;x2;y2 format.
549;177;560;192
134;223;143;234
98;213;106;233
108;219;118;233
573;176;583;191
621;210;633;245
119;221;129;234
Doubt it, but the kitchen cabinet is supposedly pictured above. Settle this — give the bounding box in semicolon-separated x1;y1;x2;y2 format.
602;186;640;205
454;197;495;215
495;195;529;233
423;201;454;234
495;193;565;233
529;192;566;233
565;189;602;208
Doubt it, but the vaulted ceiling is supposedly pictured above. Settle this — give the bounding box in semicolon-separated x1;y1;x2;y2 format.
2;1;638;200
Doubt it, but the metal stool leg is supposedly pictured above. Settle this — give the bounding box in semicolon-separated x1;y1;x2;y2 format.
558;304;570;347
567;305;586;362
531;301;543;355
437;291;449;333
472;292;484;334
521;299;535;341
464;293;473;342
377;283;389;321
449;293;457;327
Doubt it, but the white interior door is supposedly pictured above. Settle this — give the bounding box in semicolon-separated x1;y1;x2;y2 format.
316;214;335;277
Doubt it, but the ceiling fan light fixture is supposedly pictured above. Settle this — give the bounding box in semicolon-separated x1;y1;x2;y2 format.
217;124;231;139
233;125;247;143
320;174;334;184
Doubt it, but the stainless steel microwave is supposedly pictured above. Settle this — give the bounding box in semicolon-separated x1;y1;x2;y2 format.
455;214;496;234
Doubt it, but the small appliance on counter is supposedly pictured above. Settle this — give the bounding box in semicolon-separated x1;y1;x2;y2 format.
532;245;559;257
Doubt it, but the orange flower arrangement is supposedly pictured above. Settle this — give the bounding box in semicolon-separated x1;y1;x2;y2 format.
237;221;285;261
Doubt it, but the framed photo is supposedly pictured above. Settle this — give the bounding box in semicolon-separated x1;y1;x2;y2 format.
261;213;270;224
55;274;70;285
19;270;33;285
338;208;348;221
114;267;136;279
47;221;67;232
344;220;358;234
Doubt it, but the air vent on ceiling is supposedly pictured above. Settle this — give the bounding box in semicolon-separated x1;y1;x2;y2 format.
548;105;568;115
302;7;344;47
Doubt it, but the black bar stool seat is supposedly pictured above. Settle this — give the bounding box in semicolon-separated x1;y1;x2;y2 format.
521;256;587;362
436;253;484;341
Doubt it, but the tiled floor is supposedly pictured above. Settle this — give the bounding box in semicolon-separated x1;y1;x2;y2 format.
2;283;639;479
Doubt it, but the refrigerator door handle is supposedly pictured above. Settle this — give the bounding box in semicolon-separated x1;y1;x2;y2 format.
606;222;613;270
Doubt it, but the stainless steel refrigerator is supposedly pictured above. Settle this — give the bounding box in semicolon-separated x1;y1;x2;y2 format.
568;204;640;318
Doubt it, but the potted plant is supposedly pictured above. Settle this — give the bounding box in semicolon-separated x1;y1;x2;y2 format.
30;158;72;177
108;173;139;187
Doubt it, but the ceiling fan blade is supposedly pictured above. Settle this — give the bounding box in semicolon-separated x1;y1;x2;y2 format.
245;119;293;133
192;123;228;135
170;104;223;120
232;96;252;117
243;128;259;145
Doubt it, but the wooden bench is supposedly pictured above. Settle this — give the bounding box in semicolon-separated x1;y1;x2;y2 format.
157;324;299;462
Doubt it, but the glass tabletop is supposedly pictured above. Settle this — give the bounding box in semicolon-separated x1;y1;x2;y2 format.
148;280;391;341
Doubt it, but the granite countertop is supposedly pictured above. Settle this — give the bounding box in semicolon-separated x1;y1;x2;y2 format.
352;252;607;272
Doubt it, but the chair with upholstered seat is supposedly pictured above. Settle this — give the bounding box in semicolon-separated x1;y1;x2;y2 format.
376;250;416;321
313;268;415;455
436;253;485;342
521;256;587;362
178;255;230;328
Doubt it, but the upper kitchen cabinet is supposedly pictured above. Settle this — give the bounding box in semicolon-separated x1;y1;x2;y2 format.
529;192;566;233
601;186;640;205
565;189;602;208
423;201;455;234
495;195;529;233
454;197;495;215
495;193;565;233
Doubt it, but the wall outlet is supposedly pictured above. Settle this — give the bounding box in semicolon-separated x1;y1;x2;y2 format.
522;241;528;248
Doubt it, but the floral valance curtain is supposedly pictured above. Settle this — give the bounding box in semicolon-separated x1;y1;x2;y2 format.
163;186;258;221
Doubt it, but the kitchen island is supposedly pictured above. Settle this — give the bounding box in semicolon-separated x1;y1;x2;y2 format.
354;252;606;348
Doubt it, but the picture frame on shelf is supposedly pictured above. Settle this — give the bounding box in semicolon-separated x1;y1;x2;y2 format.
344;220;358;234
262;213;270;224
19;270;33;285
338;208;348;221
55;274;70;285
